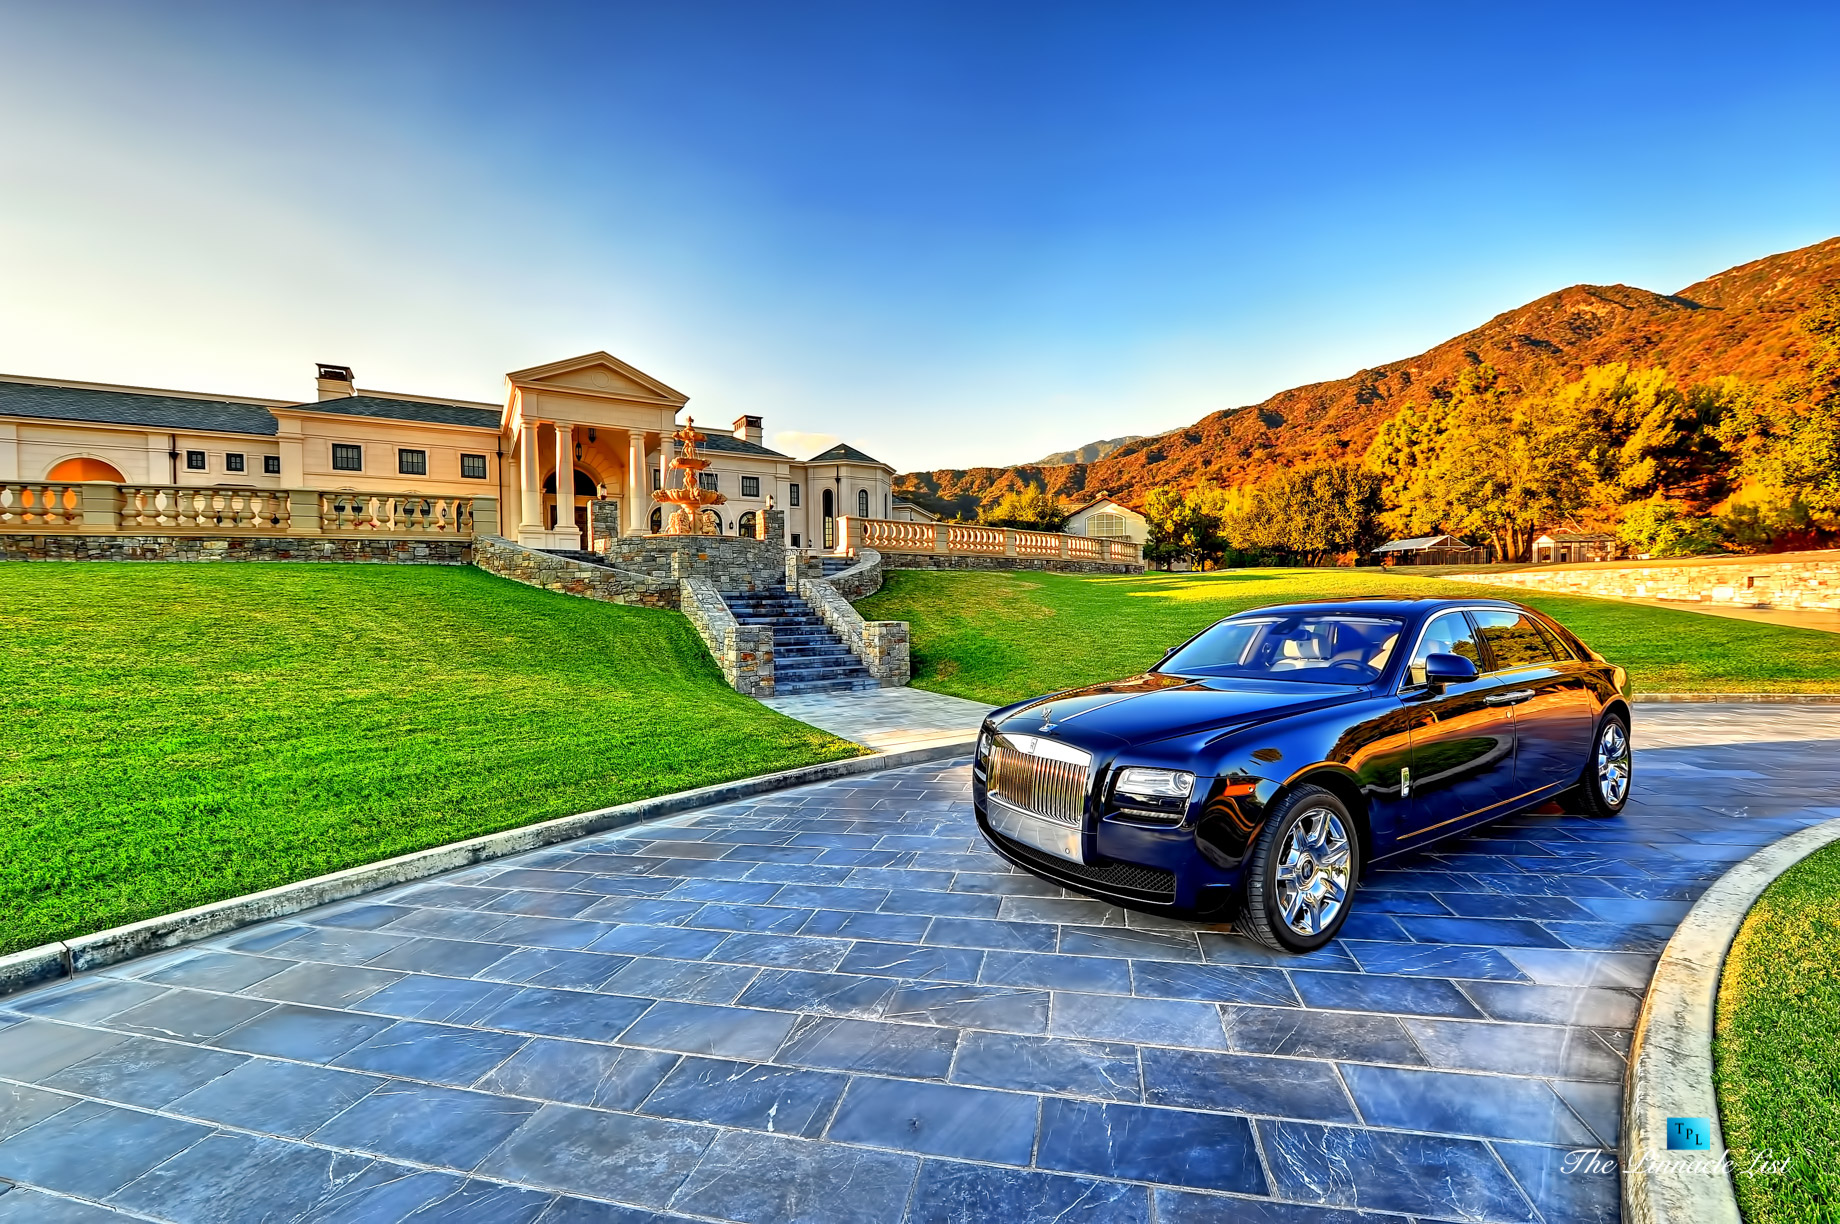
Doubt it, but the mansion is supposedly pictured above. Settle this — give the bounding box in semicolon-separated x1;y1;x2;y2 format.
0;352;895;552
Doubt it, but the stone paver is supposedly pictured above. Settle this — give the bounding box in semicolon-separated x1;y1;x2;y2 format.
1;705;1834;1223
762;686;993;753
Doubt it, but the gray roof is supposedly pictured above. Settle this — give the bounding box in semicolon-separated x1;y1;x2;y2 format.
695;432;790;460
0;381;280;436
806;441;888;467
0;382;502;436
294;395;500;430
1373;534;1460;553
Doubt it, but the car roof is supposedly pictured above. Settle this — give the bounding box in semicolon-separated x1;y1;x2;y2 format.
1220;596;1525;619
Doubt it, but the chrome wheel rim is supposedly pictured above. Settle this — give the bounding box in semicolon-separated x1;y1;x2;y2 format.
1274;807;1352;936
1597;720;1631;806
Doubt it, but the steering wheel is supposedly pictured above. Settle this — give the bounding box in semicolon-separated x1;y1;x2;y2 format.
1326;660;1370;675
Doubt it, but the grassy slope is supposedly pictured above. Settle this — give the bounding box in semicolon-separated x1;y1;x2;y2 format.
1716;840;1840;1221
857;568;1840;706
0;564;858;956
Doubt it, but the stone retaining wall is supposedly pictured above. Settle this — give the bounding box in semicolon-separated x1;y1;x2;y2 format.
600;533;788;591
826;548;885;600
681;577;774;695
472;536;677;608
800;576;910;687
0;534;471;564
879;552;1143;576
1460;555;1840;610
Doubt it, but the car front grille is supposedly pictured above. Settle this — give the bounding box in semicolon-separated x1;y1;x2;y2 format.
987;827;1178;901
987;734;1091;828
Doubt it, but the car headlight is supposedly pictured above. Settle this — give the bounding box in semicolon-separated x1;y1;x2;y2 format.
976;728;992;764
1114;767;1195;800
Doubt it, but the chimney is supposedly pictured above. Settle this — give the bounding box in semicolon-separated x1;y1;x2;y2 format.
733;415;763;446
315;363;355;401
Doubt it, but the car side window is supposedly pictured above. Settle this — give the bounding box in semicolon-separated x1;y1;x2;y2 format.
1531;616;1576;661
1472;609;1559;672
1407;611;1482;686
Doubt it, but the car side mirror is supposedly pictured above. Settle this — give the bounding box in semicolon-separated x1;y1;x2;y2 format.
1423;653;1478;684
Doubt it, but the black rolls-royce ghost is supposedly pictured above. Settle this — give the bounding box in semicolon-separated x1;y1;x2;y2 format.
972;598;1631;953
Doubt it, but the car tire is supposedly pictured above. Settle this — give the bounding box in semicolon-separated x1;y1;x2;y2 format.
1238;784;1360;954
1571;711;1633;818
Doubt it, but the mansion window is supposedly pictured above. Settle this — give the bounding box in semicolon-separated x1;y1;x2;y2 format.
698;471;718;492
331;444;363;472
741;476;760;498
398;449;428;476
264;455;282;475
460;453;488;480
789;483;800;507
1087;512;1126;537
185;451;206;471
224;453;245;472
652;468;662;490
858;489;870;517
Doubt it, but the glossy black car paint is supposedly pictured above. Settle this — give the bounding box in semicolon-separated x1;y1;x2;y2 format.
971;597;1630;916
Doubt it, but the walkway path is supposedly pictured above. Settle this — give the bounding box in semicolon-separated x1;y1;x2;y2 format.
0;707;1834;1223
761;686;993;753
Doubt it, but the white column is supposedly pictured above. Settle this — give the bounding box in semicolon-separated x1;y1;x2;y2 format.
626;430;646;536
555;422;577;543
518;420;542;534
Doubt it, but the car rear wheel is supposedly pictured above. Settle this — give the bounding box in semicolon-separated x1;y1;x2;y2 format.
1238;784;1359;953
1571;712;1633;817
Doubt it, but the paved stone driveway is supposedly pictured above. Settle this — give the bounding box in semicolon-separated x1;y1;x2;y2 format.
1;706;1835;1223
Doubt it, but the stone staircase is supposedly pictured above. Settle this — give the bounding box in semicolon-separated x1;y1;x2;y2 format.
724;583;877;695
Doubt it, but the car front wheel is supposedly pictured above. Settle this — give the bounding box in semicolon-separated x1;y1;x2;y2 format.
1238;784;1359;953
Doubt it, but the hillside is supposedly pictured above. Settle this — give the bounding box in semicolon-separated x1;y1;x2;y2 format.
895;236;1840;519
1029;435;1144;466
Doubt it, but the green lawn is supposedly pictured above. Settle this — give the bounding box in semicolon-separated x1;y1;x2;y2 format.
0;564;858;957
856;567;1840;706
1715;839;1840;1222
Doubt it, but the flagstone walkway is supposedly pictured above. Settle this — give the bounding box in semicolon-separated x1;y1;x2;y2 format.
761;687;993;754
0;706;1834;1223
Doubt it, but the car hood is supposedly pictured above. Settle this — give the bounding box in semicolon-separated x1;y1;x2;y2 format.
993;672;1365;749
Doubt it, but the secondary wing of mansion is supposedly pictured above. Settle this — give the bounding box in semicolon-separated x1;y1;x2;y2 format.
0;351;893;551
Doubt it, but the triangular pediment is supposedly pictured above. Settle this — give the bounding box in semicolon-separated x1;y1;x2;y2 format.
506;352;689;405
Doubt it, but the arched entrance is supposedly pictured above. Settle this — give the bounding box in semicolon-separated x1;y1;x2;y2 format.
737;510;757;539
701;508;722;535
47;457;125;483
543;468;602;540
822;488;835;549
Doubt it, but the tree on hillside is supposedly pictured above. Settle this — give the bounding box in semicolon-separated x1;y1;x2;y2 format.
1223;461;1382;565
1715;282;1840;538
1142;486;1229;568
978;483;1071;531
1365;362;1747;560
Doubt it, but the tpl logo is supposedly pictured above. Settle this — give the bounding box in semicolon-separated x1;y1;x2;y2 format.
1666;1117;1712;1151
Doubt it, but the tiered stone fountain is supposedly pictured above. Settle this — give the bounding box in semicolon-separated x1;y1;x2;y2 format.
654;418;726;535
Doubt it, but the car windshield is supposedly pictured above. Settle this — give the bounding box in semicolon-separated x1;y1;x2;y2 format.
1160;614;1405;684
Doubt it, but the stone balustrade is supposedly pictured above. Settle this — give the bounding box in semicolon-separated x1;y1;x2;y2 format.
0;482;497;539
836;516;1144;573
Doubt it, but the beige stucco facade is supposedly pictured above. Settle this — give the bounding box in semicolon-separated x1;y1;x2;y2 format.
1066;497;1147;544
0;351;895;552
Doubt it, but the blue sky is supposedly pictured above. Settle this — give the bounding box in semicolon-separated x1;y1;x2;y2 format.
2;2;1836;470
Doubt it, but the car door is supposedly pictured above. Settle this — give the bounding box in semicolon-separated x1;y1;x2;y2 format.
1471;608;1597;792
1399;610;1521;844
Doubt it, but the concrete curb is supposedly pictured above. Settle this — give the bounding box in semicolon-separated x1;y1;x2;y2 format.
1622;816;1840;1224
0;740;975;1002
1633;693;1840;704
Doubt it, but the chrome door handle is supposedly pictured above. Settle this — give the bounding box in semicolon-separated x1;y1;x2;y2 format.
1484;689;1535;706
